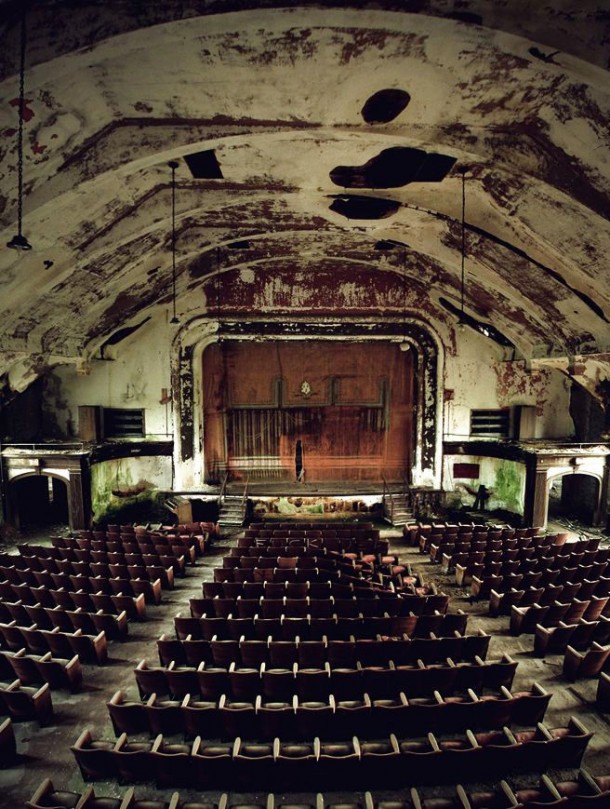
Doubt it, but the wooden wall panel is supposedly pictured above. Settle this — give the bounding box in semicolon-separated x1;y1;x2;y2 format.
202;341;413;482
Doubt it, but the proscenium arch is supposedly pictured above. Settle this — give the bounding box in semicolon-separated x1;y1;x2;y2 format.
171;315;445;491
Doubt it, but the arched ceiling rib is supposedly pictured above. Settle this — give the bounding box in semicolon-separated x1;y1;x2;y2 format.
0;3;609;390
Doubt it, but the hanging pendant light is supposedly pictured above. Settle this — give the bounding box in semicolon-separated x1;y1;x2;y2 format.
7;4;32;251
457;166;467;329
168;160;179;324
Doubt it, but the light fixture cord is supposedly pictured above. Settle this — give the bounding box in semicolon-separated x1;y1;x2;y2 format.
171;163;177;321
460;169;466;319
16;4;27;237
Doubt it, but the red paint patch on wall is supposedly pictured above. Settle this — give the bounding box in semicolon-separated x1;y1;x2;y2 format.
9;98;35;122
494;360;551;415
31;142;46;155
453;463;480;479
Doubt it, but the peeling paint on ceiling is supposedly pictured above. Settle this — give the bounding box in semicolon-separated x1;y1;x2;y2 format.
0;1;609;390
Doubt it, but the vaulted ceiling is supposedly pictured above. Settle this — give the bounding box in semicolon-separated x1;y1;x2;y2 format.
0;1;609;392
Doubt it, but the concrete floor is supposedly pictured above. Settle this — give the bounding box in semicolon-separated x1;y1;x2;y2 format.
1;521;609;806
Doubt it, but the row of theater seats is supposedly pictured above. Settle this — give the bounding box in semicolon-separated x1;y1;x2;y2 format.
405;521;542;546
155;630;492;667
201;578;410;598
467;564;609;595
15;541;189;574
131;655;518;702
2;549;181;590
490;581;610;615
0;620;108;664
534;615;610;655
430;533;589;568
239;538;390;556
212;566;383;584
24;534;196;562
108;682;548;741
159;630;493;668
0;582;147;620
0;560;175;592
18;537;193;564
244;523;379;537
187;593;450;619
70;720;592;790
510;600;610;635
470;563;609;601
0;599;128;641
0;646;82;691
440;537;603;575
0;569;162;605
509;596;610;635
4;549;183;585
57;533;205;560
222;554;371;572
227;545;385;561
76;519;215;545
471;566;605;595
24;772;610;809
171;610;469;641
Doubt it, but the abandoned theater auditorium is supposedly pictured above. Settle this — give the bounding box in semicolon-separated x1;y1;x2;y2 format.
1;0;610;806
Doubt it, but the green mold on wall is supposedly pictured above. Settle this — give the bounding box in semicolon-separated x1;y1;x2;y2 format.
493;460;524;513
91;459;156;524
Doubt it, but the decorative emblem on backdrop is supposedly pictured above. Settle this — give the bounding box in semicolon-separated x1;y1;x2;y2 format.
300;380;312;397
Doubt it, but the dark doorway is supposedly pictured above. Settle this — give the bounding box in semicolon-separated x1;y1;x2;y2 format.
11;475;69;529
548;473;600;525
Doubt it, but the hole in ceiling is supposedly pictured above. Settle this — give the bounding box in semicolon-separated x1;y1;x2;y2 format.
445;11;483;25
100;317;152;357
183;149;223;179
361;89;411;123
529;47;560;64
374;239;408;250
227;240;251;249
439;297;514;347
329;195;400;220
330;147;456;189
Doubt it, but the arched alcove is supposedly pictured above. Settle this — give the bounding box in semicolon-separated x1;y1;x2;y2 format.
548;470;603;527
9;472;69;530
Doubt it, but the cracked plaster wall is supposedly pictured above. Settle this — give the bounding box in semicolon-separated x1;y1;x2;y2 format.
445;329;573;439
43;315;173;439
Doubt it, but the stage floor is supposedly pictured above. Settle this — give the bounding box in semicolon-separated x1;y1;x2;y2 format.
224;480;392;497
